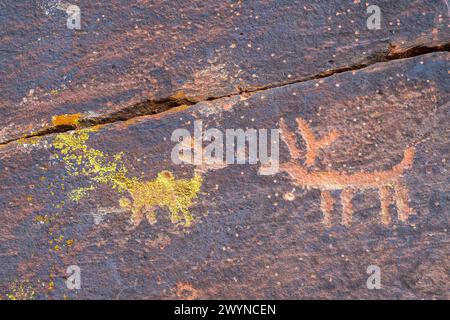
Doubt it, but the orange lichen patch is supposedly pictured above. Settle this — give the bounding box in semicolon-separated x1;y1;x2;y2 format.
170;90;190;102
320;191;334;227
51;113;82;127
379;186;392;225
341;189;354;226
175;283;199;300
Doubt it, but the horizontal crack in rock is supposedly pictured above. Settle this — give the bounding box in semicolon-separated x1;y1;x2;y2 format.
1;43;448;147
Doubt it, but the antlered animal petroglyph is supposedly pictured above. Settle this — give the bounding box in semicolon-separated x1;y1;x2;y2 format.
278;118;415;226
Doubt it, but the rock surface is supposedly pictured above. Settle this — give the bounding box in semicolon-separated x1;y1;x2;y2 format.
0;0;449;143
0;1;449;300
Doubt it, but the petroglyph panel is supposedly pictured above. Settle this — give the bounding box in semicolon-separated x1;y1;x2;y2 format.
279;117;416;226
0;52;448;299
0;0;449;143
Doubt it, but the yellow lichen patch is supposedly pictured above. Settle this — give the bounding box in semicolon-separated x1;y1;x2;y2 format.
172;104;191;112
35;214;49;224
47;281;55;291
119;171;202;227
48;234;71;252
51;113;82;127
52;128;124;183
52;130;203;227
17;135;42;146
69;185;96;202
5;280;36;300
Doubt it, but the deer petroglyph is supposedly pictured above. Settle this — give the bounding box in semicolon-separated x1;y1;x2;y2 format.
278;118;415;226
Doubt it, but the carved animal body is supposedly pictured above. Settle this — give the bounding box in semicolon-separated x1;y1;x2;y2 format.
279;118;415;226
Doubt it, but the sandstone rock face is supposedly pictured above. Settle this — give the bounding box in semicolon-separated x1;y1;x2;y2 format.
0;1;448;299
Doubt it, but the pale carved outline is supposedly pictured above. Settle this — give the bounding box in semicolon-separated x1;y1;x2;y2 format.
278;118;415;226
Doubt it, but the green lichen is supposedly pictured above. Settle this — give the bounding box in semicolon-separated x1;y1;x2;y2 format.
52;130;202;227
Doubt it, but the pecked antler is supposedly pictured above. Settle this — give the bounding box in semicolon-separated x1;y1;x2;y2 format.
279;117;301;160
296;118;339;166
280;117;340;166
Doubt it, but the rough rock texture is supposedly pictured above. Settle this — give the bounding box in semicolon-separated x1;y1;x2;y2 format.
1;0;449;143
0;1;449;300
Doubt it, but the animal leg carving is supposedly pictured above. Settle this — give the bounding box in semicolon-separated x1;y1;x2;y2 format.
321;191;334;227
341;189;354;226
379;186;392;225
394;183;413;222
